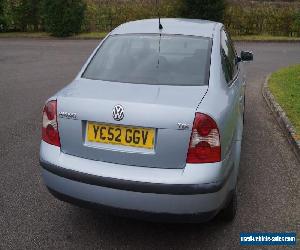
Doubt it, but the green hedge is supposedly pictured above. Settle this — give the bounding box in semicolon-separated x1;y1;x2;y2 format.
180;0;226;22
0;0;9;31
1;0;300;37
82;0;181;32
0;0;42;32
225;2;300;36
43;0;86;37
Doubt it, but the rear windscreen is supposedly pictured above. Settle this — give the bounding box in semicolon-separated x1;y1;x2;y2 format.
82;34;212;86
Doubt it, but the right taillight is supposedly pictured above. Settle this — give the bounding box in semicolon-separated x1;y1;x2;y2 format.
186;113;221;164
42;100;60;147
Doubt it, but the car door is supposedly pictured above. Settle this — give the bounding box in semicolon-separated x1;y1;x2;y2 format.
220;28;244;156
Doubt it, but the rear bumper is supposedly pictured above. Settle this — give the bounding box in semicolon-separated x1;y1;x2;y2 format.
42;169;231;222
48;188;218;223
46;182;219;223
40;141;236;222
41;161;231;195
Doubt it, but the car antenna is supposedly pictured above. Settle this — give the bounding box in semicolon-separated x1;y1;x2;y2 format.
156;0;163;30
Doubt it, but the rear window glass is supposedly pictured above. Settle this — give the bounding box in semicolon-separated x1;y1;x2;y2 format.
82;34;212;86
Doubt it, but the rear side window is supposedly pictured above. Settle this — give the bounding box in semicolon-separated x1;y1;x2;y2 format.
83;34;212;86
220;29;238;84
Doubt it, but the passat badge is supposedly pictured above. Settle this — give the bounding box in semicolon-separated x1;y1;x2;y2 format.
112;105;124;121
59;112;77;120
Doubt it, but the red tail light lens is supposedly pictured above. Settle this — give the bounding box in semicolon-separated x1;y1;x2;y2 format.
186;113;221;164
42;100;60;147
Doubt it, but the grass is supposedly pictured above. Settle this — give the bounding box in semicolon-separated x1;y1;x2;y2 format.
0;32;50;38
1;32;300;41
72;32;108;39
0;32;107;39
232;35;300;42
268;64;300;133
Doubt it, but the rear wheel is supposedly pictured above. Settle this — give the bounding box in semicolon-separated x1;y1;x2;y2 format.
243;95;246;125
221;188;237;222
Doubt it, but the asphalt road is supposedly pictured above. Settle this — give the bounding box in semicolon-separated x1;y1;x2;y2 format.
0;39;299;249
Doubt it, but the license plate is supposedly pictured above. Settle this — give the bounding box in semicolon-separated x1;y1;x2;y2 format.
87;122;155;149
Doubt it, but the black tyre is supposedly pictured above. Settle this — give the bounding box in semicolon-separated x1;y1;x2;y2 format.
243;95;246;125
221;188;237;222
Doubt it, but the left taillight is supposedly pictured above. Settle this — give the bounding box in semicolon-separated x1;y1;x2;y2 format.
42;100;60;147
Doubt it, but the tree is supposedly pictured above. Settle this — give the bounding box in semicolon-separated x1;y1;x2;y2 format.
15;0;41;31
0;0;7;31
42;0;86;37
180;0;226;22
293;11;300;37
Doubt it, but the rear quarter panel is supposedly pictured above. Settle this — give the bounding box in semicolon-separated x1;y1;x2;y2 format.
197;25;243;165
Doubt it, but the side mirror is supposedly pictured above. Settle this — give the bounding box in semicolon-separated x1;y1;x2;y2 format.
240;51;253;62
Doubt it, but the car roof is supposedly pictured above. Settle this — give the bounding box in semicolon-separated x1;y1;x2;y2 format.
111;18;220;38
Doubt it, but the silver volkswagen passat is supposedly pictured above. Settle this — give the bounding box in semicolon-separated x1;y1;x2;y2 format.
40;18;253;222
